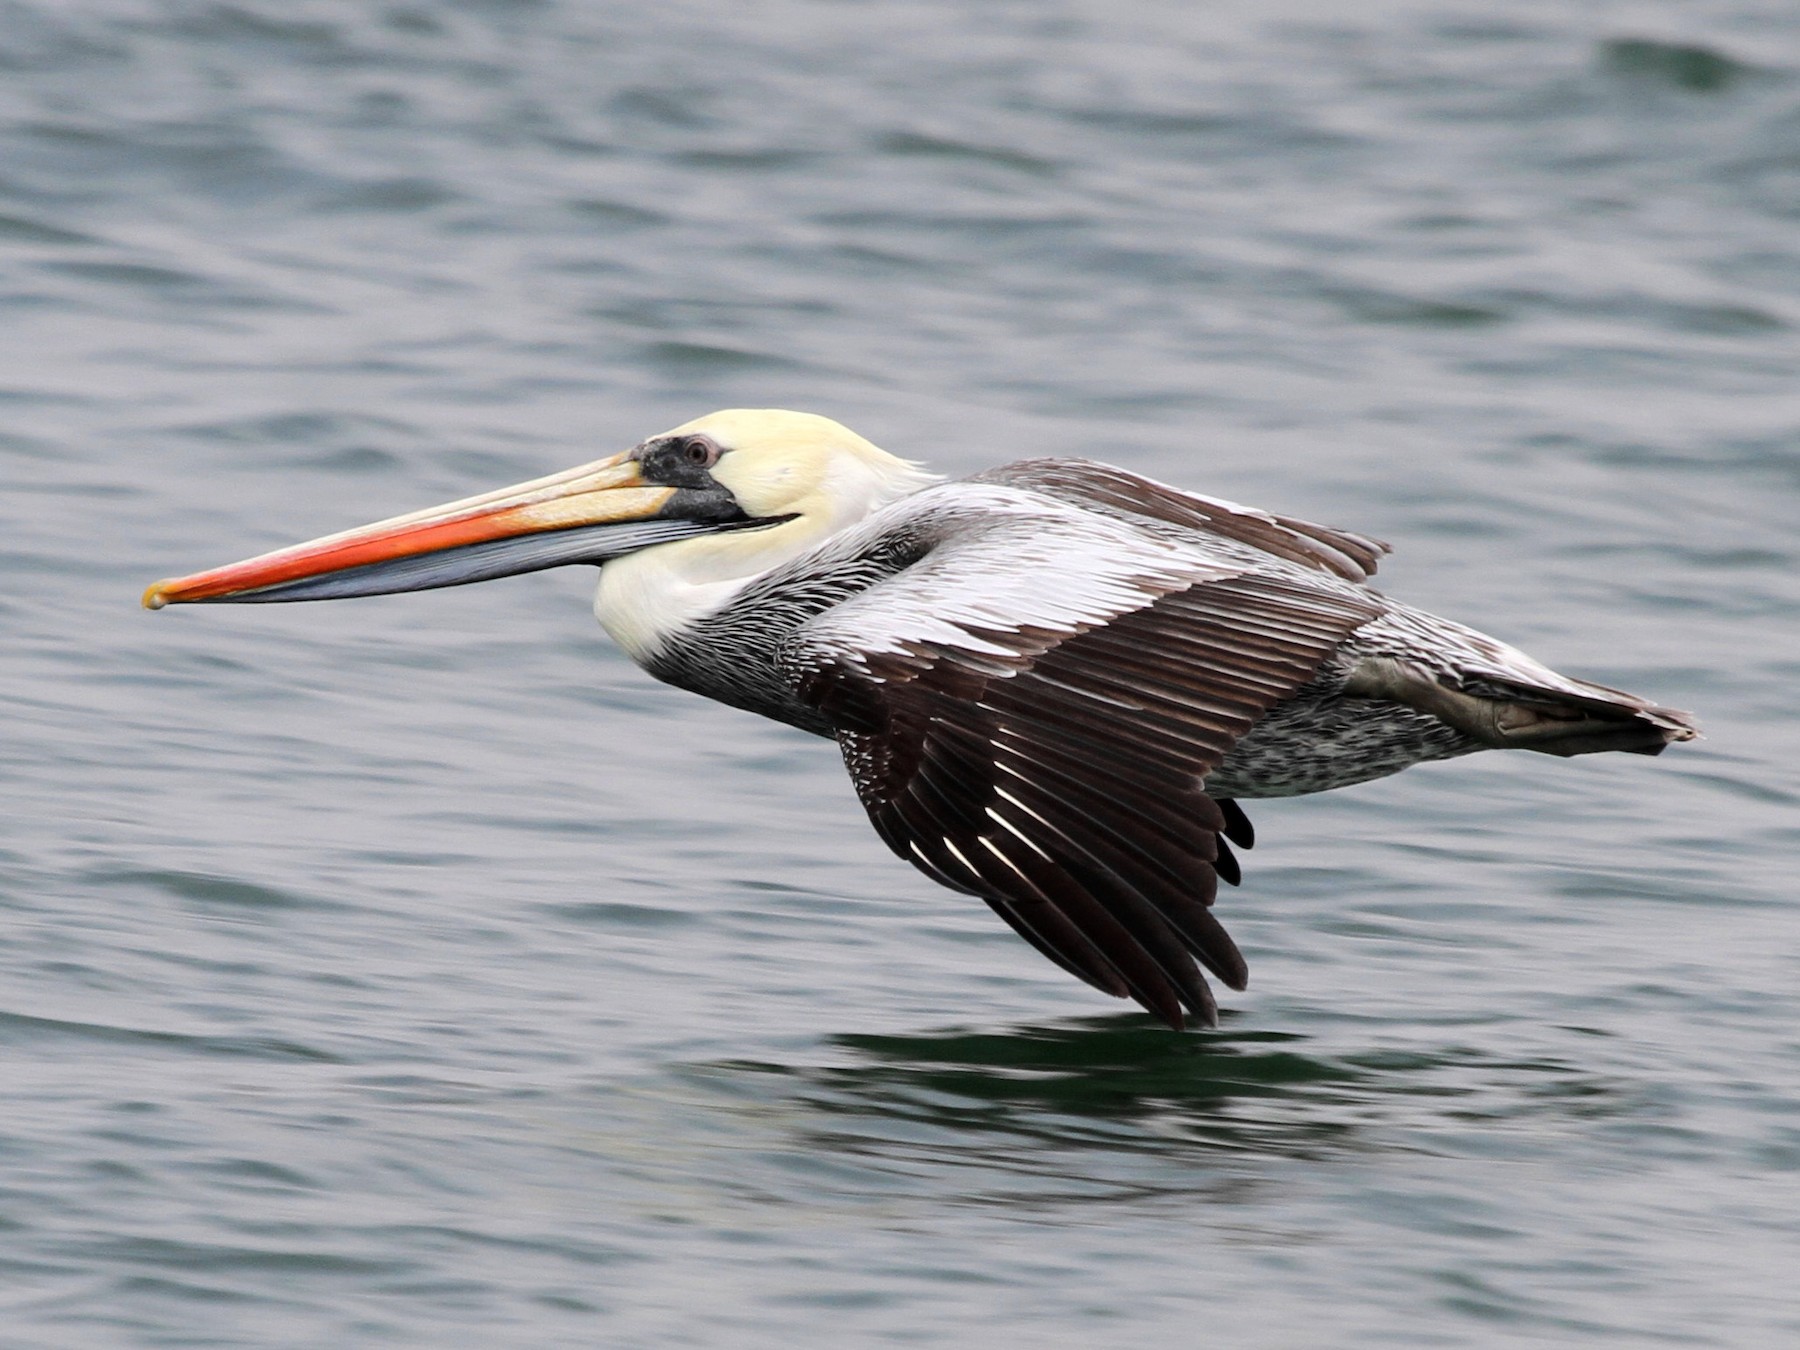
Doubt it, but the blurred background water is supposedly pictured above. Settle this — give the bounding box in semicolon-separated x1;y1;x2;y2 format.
3;0;1799;1344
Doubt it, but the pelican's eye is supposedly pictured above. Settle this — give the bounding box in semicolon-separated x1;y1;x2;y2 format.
637;433;726;487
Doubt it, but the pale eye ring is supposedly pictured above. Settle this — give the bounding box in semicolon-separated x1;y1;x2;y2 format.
681;436;717;467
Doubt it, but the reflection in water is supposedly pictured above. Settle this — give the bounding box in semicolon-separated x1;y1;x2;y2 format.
668;1015;1642;1215
818;1016;1360;1151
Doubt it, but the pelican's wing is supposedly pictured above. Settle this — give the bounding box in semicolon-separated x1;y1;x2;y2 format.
974;458;1392;583
788;482;1381;1028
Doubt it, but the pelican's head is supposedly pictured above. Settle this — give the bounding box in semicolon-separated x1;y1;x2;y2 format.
141;411;935;637
659;408;934;539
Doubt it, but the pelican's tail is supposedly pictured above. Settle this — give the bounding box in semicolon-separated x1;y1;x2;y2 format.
1346;655;1699;759
1456;674;1699;757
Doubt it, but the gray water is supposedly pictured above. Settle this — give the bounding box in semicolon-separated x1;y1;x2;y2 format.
5;1;1799;1344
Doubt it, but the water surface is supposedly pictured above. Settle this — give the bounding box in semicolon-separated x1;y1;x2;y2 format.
4;1;1799;1344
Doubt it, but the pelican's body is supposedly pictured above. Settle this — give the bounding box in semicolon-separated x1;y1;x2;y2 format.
146;410;1697;1028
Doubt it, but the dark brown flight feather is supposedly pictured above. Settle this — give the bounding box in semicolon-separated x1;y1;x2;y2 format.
971;459;1392;584
806;570;1381;1028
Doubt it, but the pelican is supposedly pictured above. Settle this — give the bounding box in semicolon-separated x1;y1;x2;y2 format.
144;410;1697;1028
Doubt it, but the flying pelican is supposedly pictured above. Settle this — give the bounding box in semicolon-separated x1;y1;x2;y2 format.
144;410;1697;1028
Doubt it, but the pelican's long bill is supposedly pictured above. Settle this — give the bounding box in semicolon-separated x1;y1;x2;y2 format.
142;451;740;609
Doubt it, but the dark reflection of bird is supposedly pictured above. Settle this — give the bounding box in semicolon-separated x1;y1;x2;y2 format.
145;410;1698;1028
